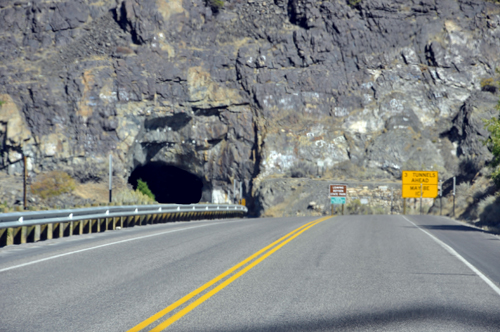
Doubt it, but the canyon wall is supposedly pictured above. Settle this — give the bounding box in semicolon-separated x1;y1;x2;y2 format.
1;0;499;214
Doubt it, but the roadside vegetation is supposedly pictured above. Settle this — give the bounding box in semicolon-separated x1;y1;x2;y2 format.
31;171;76;199
136;179;155;201
476;73;500;231
345;199;387;215
484;111;500;186
114;187;156;205
207;0;224;12
287;161;318;178
347;0;362;7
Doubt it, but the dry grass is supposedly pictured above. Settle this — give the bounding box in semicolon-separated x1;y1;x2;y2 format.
73;182;110;203
114;188;156;205
73;177;131;204
478;195;500;228
31;171;76;199
262;200;289;217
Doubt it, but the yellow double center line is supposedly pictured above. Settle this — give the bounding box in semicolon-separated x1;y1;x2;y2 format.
128;216;331;331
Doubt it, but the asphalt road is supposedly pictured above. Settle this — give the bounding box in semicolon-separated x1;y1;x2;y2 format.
1;214;500;331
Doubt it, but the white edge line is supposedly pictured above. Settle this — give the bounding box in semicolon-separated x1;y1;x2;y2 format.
0;222;230;273
402;216;500;297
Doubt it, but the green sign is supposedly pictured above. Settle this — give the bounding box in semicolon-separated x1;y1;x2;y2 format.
330;197;346;205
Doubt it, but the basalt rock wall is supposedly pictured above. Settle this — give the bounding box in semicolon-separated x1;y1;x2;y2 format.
1;0;500;213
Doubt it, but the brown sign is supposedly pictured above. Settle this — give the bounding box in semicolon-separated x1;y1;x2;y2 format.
330;184;347;197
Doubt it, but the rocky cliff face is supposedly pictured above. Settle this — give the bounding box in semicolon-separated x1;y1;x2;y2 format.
1;0;499;214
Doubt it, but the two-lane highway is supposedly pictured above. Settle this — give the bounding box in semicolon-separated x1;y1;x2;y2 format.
1;214;500;331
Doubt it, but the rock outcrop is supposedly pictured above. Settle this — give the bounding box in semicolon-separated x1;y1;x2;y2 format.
1;0;500;214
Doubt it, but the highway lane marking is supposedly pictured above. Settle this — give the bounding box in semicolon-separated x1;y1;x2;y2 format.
402;216;500;297
127;218;322;331
128;216;331;332
0;220;241;273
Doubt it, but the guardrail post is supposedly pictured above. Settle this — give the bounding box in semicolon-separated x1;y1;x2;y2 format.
58;222;64;237
11;227;21;244
73;221;81;235
26;225;36;242
0;228;6;246
63;222;73;237
21;226;28;244
45;223;53;240
0;204;247;247
33;225;41;242
52;223;60;238
62;222;67;237
0;228;13;246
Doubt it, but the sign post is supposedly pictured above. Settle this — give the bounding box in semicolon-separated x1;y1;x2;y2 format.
453;176;456;217
330;184;347;215
439;181;442;216
420;183;423;215
109;154;113;203
240;181;243;201
23;153;27;210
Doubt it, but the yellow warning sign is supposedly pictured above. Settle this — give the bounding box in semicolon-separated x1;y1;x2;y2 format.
402;171;438;185
402;171;438;198
402;184;438;198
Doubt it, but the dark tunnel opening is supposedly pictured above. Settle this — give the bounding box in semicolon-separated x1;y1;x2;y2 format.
128;163;203;204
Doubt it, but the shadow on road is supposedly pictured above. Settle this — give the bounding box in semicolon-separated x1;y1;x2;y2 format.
419;224;482;232
204;304;500;331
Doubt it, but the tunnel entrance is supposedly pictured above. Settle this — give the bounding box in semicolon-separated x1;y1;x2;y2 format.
129;163;203;204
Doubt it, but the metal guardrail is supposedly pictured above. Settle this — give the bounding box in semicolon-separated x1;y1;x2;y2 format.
0;204;248;246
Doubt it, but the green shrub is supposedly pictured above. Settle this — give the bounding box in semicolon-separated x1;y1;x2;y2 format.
346;199;374;215
136;179;155;201
481;77;494;88
372;206;387;215
478;195;500;227
114;188;156;205
207;0;224;11
348;0;362;7
484;109;500;185
288;161;317;178
31;171;76;199
0;100;5;107
478;195;496;218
